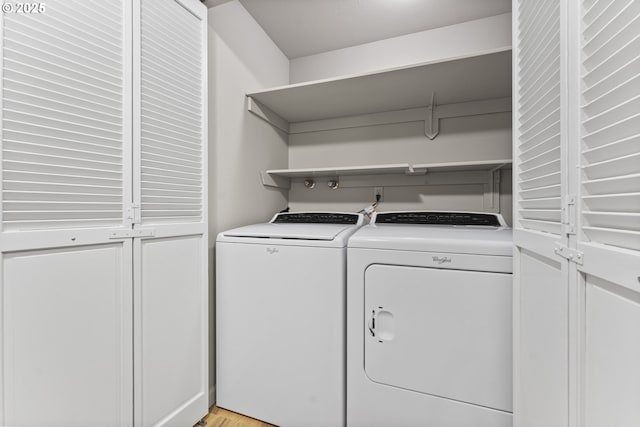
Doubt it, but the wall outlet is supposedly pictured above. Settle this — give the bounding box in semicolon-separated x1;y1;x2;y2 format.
374;187;384;202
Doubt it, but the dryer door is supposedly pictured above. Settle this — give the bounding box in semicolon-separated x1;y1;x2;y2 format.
364;264;512;412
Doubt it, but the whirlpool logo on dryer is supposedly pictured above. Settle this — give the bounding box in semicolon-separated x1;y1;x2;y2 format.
266;247;279;255
432;256;452;264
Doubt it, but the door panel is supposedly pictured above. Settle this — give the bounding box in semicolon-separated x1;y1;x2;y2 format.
516;249;568;427
133;0;209;427
133;0;208;424
364;264;512;412
513;0;571;425
135;235;208;427
584;275;640;427
1;243;133;427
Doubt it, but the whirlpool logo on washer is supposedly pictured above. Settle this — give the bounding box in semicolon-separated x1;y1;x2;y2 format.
266;247;279;255
432;256;452;264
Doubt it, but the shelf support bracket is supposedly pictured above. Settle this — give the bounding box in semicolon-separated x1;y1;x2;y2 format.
425;92;439;140
259;171;290;189
486;164;505;211
247;96;290;134
406;165;428;175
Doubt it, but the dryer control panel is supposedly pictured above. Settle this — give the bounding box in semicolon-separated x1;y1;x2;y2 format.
374;212;504;226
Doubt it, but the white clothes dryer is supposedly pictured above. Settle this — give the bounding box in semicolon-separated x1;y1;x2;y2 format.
347;211;513;427
216;212;364;427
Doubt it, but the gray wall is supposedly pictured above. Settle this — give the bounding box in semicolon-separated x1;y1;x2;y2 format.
287;113;513;225
207;0;289;404
290;13;512;83
285;12;513;225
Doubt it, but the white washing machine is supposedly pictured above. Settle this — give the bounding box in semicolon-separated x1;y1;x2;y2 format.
216;212;364;427
347;211;513;427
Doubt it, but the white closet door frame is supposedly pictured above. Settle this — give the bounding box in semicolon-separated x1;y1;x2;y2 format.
132;0;209;425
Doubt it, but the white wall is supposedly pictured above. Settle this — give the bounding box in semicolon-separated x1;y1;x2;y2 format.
207;0;289;404
290;13;512;83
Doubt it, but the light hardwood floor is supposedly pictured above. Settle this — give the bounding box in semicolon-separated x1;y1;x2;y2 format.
195;406;277;427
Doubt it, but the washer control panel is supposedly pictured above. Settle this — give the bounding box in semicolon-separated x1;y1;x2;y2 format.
272;212;361;225
374;212;503;226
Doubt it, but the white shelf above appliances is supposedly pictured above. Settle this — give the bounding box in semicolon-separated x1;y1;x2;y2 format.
261;160;512;189
246;48;512;137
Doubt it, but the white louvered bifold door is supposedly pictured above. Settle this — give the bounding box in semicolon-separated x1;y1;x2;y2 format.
132;0;209;426
578;1;640;425
0;2;134;426
513;1;571;426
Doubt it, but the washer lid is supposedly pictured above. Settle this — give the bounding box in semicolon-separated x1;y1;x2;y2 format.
348;224;513;256
222;222;358;241
219;211;364;244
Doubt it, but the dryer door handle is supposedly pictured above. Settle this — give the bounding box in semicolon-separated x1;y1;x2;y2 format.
367;310;376;337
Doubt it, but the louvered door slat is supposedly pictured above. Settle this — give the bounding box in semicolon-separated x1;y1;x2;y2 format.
142;109;200;134
519;39;560;86
583;0;638;42
141;143;201;164
583;97;640;133
138;0;204;224
520;135;561;161
520;14;558;68
519;56;560;101
584;0;615;25
521;146;561;170
140;33;200;70
581;0;640;251
2;1;128;232
520;122;561;153
82;0;121;23
140;37;200;78
583;39;640;90
13;17;121;61
520;87;559;124
520;0;552;39
516;0;563;236
5;24;122;74
583;135;640;163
